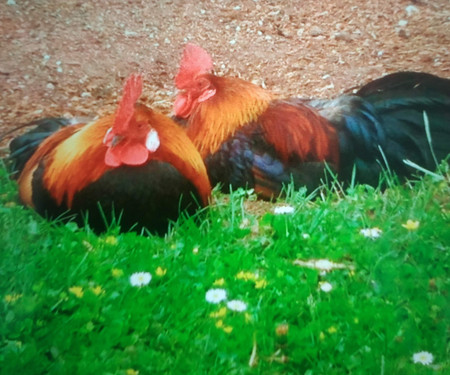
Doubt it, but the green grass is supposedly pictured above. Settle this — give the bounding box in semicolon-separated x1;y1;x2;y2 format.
0;165;448;375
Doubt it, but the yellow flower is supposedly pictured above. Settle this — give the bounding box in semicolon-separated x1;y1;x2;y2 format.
327;326;337;334
254;279;267;289
236;271;257;281
402;219;420;231
319;332;325;341
126;369;139;375
213;319;233;333
236;271;248;280
104;236;118;245
213;278;225;286
4;293;23;303
111;268;124;278
90;286;104;296
209;307;227;318
69;286;84;298
222;325;233;334
236;271;267;288
155;267;167;277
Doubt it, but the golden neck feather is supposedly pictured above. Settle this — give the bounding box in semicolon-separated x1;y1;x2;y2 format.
186;75;274;157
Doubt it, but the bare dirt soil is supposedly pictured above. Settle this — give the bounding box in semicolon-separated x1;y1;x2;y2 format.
0;0;449;152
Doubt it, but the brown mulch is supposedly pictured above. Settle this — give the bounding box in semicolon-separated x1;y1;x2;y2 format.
1;0;449;153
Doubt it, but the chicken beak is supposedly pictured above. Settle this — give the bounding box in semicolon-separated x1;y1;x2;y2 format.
111;134;123;147
103;127;123;147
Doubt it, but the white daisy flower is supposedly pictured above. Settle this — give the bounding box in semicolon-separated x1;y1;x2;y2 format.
319;281;333;292
273;205;295;215
360;227;382;239
412;351;433;365
227;299;247;312
130;272;152;287
205;288;227;304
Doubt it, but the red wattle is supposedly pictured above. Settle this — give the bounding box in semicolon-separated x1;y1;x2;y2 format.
104;141;149;167
174;93;193;118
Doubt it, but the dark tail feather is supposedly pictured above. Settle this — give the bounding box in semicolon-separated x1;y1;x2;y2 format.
8;118;75;177
356;71;450;98
355;72;450;174
305;72;450;184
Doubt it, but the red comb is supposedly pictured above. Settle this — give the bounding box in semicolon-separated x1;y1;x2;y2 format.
175;43;213;89
113;73;143;133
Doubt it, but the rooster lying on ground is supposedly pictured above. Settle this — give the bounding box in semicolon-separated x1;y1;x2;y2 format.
174;44;450;198
9;74;211;234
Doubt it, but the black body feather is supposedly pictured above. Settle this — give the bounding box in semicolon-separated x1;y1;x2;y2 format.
205;125;332;194
30;160;203;235
8;118;74;176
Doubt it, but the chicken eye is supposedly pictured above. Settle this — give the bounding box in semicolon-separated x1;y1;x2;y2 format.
196;77;210;90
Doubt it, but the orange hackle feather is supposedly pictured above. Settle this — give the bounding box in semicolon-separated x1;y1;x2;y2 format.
18;117;111;208
18;123;84;207
176;43;214;89
129;105;211;206
186;74;274;157
184;74;339;166
44;116;114;207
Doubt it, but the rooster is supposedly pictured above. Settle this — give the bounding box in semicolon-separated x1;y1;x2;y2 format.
174;44;450;198
11;73;211;234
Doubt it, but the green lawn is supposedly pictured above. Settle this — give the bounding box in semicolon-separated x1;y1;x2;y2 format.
0;164;448;375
